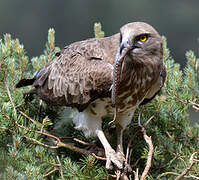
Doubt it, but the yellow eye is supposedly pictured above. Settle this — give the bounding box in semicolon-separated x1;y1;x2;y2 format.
139;35;147;42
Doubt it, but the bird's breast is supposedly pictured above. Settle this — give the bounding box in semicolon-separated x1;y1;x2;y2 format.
116;64;158;112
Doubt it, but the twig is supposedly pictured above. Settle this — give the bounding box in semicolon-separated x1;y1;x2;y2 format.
92;153;106;161
3;108;108;163
3;110;92;156
169;151;187;167
138;110;154;180
44;160;60;167
140;131;153;180
133;169;139;180
126;129;141;163
109;174;117;178
19;110;41;127
189;101;199;108
157;171;199;179
188;174;199;180
5;81;16;115
157;172;181;179
175;152;198;180
2;85;104;159
73;138;94;146
165;85;199;111
143;116;154;127
192;105;199;111
43;168;58;178
22;136;57;149
116;170;121;180
0;126;13;133
57;156;64;180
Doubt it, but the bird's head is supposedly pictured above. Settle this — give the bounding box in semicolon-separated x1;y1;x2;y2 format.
112;22;163;105
118;22;163;61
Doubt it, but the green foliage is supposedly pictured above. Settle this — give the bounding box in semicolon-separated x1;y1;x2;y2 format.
0;26;198;180
94;23;105;38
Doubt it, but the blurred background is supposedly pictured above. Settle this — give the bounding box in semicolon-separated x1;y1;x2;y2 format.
0;0;199;67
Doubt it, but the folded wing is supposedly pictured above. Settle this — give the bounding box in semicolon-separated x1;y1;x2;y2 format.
33;38;117;111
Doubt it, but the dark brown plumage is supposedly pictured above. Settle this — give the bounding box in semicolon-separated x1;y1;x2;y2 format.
16;22;166;169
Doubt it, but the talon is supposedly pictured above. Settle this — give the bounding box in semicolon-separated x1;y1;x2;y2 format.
105;149;124;169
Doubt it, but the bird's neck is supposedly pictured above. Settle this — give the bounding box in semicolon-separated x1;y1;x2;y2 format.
121;55;162;83
116;56;162;108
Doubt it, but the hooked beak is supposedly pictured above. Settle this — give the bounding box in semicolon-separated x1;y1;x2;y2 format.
120;41;130;54
119;40;130;54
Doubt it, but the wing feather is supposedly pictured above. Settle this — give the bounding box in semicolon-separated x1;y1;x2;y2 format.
33;35;119;107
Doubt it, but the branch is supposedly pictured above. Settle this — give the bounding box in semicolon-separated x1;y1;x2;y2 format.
138;110;154;180
56;156;64;180
2;84;106;159
133;169;139;180
192;105;199;111
92;153;106;161
175;152;198;180
165;85;199;111
43;168;58;178
126;129;141;163
125;111;154;180
19;110;41;127
5;81;16;115
140;127;154;180
2;110;93;156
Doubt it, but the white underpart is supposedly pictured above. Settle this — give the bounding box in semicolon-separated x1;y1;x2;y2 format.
73;98;109;137
72;98;136;137
72;98;137;169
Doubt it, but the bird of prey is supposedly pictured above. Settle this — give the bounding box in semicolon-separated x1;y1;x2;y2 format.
16;22;166;170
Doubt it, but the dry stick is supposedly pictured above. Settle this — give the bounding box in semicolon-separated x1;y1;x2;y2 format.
188;174;199;180
133;169;139;180
126;129;141;164
5;81;17;115
116;170;121;180
73;138;94;146
126;116;154;164
193;105;199;111
175;152;198;180
126;112;154;180
137;110;154;180
43;168;59;178
92;153;106;161
56;156;64;180
5;111;103;159
190;101;199;108
157;172;198;179
140;130;153;180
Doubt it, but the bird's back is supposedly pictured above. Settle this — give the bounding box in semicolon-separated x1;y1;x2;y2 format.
30;34;120;111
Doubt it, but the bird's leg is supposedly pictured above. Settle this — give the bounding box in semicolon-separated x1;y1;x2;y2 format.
95;129;123;169
116;123;124;154
115;111;136;172
115;123;126;164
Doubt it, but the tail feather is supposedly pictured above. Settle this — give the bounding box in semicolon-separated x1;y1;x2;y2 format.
16;78;35;88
